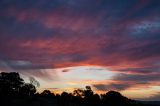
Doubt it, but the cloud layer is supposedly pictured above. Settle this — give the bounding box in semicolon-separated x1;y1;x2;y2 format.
0;0;160;100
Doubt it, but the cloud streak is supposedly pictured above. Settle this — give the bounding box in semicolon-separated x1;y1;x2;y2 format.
0;0;160;100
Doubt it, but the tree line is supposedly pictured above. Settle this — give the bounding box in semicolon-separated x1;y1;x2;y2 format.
0;72;156;106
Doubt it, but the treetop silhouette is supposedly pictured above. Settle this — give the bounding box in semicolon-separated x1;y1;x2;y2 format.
0;72;157;106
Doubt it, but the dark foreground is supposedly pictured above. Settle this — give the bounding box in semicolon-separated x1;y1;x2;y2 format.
0;72;159;106
1;92;160;106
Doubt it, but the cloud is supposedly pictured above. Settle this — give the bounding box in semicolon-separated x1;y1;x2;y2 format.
93;82;132;91
0;0;160;74
62;69;70;72
0;0;160;100
93;84;107;91
113;73;160;82
44;88;58;90
117;67;160;74
0;60;56;81
0;60;41;70
144;92;160;101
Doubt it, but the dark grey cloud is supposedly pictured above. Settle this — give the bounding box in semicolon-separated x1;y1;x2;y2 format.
0;60;44;70
0;17;56;39
0;60;56;81
93;84;107;91
49;53;88;63
93;83;131;91
61;69;70;73
118;67;160;74
142;92;160;101
113;73;160;82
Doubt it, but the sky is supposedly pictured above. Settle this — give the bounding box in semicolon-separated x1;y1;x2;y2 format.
0;0;160;101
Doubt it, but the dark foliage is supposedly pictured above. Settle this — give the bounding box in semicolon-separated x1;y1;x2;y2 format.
0;72;159;106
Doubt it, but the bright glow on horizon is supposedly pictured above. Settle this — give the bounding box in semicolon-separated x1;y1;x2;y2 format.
22;66;116;93
18;66;160;100
57;66;115;80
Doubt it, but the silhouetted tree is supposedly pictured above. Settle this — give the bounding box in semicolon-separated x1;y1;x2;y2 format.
41;90;55;97
101;90;133;106
59;92;72;106
92;94;101;105
0;72;37;97
84;86;94;98
73;88;84;97
0;72;24;96
20;83;36;96
0;72;158;106
29;77;40;88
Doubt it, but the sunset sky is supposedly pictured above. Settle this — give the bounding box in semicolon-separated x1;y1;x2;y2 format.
0;0;160;101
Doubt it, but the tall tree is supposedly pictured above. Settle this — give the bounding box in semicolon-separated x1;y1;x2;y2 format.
0;72;24;96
